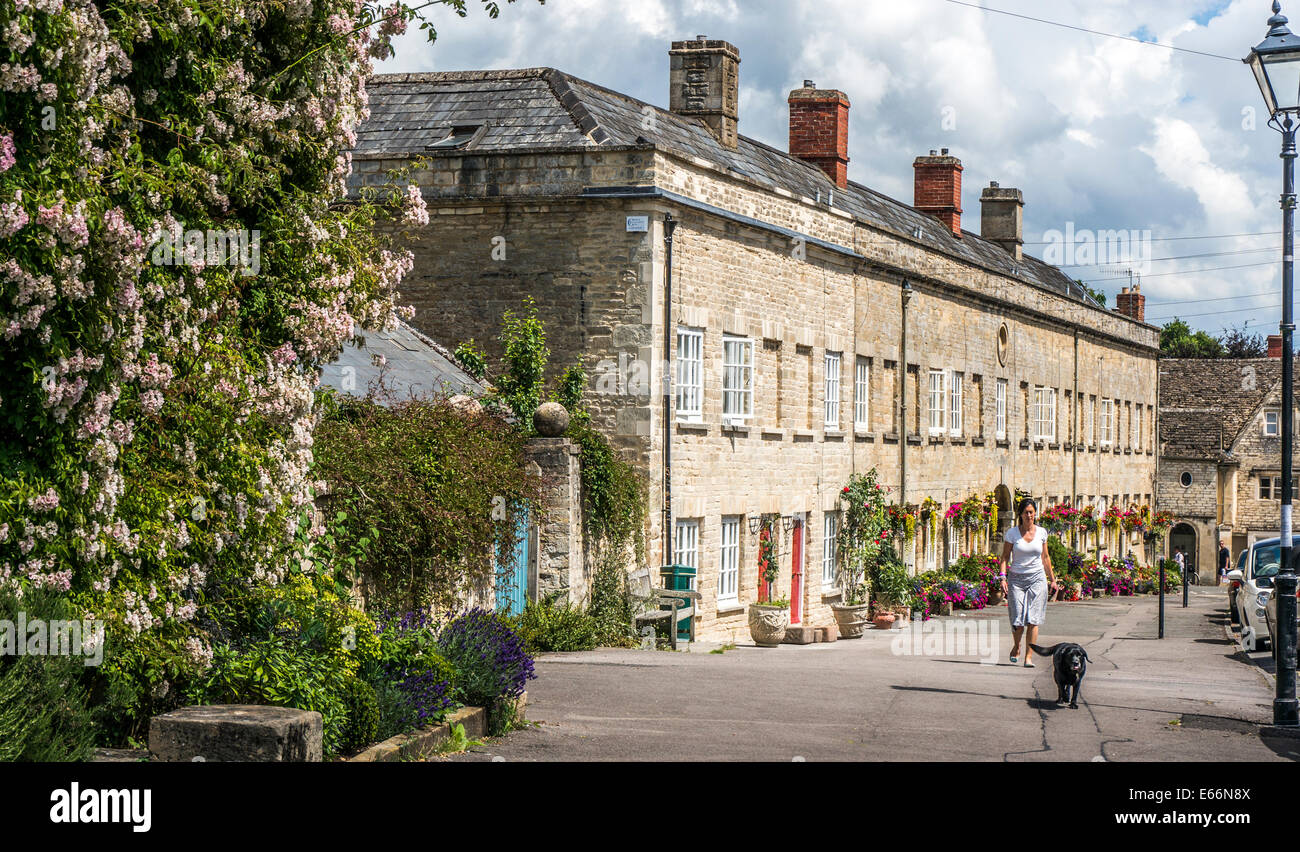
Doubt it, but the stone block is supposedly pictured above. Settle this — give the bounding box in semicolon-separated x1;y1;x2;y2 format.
782;625;817;645
149;705;322;762
815;624;838;642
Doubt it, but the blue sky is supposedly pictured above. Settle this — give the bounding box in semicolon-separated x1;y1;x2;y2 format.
379;0;1297;339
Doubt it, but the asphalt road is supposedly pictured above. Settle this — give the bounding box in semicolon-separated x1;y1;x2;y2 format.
452;588;1300;761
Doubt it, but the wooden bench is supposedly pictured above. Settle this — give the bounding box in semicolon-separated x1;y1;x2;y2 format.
634;587;702;650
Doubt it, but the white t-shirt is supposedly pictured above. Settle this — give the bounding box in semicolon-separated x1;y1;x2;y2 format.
1003;525;1045;576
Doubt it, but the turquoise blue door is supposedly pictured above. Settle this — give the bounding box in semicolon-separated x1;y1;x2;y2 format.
496;506;530;617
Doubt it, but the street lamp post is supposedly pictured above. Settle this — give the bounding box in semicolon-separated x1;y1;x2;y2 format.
1246;0;1300;727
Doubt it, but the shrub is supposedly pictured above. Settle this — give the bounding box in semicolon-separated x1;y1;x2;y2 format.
0;587;97;761
1046;534;1069;578
870;545;913;610
340;679;381;754
587;553;638;648
513;598;599;653
436;608;535;711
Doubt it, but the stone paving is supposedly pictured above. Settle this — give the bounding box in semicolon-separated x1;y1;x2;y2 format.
451;588;1300;762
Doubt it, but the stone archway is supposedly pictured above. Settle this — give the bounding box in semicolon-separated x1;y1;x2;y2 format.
1170;522;1197;584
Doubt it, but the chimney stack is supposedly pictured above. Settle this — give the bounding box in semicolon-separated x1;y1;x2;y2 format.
1115;284;1145;323
670;36;740;150
1270;334;1284;358
979;181;1023;261
788;80;851;188
914;149;963;237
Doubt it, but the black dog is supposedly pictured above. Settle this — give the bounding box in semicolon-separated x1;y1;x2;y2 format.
1030;643;1089;709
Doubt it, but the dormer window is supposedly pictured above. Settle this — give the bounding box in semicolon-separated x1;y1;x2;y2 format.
1265;410;1280;437
426;124;484;150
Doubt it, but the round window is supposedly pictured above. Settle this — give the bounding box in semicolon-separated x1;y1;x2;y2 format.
996;323;1009;366
1180;472;1192;488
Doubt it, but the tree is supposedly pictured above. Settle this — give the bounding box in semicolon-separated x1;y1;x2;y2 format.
1160;318;1224;358
1219;324;1269;358
1077;280;1106;307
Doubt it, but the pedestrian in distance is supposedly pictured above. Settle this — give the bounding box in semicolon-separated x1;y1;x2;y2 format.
1000;498;1062;667
1218;539;1231;586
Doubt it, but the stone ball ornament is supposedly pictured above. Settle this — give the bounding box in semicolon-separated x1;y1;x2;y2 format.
533;402;570;437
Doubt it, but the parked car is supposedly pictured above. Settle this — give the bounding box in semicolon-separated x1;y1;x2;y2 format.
1228;549;1247;624
1264;548;1300;653
1230;535;1300;651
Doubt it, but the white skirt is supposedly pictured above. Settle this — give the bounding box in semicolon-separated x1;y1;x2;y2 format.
1007;570;1048;627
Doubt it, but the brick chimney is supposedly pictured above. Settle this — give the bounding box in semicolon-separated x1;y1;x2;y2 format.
670;36;740;150
979;181;1023;261
788;81;850;189
1115;284;1145;322
1269;334;1284;358
914;149;963;237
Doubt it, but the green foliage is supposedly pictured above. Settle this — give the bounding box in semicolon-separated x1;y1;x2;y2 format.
571;423;646;557
512;597;599;653
0;587;97;762
340;678;381;754
587;552;639;648
1077;280;1107;307
493;296;549;435
870;543;913;609
837;470;890;605
454;339;488;381
1160;318;1224;359
1220;325;1268;358
1046;534;1069;577
312;395;541;613
552;364;591;427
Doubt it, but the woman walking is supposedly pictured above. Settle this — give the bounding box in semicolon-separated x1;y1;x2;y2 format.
1000;498;1061;666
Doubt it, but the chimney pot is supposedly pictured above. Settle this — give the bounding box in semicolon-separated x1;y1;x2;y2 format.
979;181;1023;259
941;147;949;155
788;83;851;188
670;37;741;150
915;150;964;237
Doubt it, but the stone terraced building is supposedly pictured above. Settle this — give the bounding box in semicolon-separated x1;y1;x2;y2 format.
1159;345;1296;582
350;36;1160;642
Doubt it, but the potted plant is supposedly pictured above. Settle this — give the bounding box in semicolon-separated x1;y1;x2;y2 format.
831;471;889;638
748;519;789;646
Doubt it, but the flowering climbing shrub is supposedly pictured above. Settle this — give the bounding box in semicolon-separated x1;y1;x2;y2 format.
0;0;519;742
837;470;890;605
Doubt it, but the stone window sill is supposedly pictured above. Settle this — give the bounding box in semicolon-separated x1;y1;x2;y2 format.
716;602;745;616
721;423;751;435
676;421;709;434
1019;439;1030;449
883;432;900;444
928;435;945;445
1124;448;1132;455
792;429;816;439
996;438;1009;448
1048;443;1060;450
760;428;786;440
971;437;985;447
824;431;845;441
855;430;875;443
906;434;922;445
950;437;967;446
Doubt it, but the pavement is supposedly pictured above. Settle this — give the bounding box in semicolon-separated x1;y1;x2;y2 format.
452;588;1300;761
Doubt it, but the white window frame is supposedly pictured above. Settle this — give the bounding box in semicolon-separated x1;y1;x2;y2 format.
722;336;753;422
719;516;739;603
823;511;838;588
824;351;841;430
854;356;870;430
1032;386;1056;442
1265;410;1280;437
1100;398;1114;446
675;326;703;423
995;379;1007;440
925;525;937;572
927;369;946;435
946;520;958;567
949;372;963;437
674;519;699;590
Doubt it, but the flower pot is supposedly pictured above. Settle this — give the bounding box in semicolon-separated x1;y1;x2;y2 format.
831;603;872;639
891;605;911;624
988;587;1005;606
872;613;896;630
748;604;790;647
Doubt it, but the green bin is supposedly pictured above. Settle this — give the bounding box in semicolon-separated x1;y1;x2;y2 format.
660;564;697;641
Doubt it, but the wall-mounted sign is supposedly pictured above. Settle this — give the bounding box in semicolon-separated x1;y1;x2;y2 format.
626;215;649;233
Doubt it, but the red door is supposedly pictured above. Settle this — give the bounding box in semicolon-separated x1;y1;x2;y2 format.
790;517;804;625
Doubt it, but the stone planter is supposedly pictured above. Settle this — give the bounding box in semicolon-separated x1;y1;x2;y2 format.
988;587;1005;606
831;603;872;639
747;604;790;647
872;613;896;630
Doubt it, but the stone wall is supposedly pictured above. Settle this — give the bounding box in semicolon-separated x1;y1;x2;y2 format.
526;438;587;604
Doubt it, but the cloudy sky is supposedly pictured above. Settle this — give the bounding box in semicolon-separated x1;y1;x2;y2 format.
381;0;1293;338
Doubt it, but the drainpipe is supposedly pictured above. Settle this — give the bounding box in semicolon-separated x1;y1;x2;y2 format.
900;280;912;547
1071;328;1079;549
662;213;678;571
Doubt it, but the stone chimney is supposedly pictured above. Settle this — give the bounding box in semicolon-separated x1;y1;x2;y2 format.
1270;334;1284;358
979;181;1023;261
788;81;850;189
914;149;963;237
1115;284;1145;322
669;36;740;150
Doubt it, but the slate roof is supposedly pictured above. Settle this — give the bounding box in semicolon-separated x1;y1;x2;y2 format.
357;68;1110;313
1158;358;1283;459
319;321;486;404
